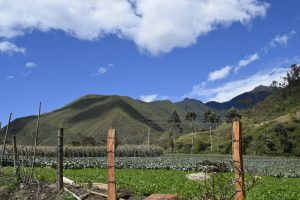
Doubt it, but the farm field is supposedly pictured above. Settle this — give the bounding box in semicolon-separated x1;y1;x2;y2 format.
3;154;300;199
3;167;300;200
22;155;300;178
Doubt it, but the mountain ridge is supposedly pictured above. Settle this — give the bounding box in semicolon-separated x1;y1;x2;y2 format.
0;85;272;146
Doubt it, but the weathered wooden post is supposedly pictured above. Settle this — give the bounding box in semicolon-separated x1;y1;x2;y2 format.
107;128;116;200
57;128;64;191
12;135;20;180
31;102;42;173
232;121;245;200
0;113;12;169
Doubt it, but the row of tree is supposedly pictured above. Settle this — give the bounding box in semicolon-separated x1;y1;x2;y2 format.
166;107;242;153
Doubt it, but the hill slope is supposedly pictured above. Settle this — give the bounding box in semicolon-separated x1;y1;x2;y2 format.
176;82;300;156
0;95;209;146
176;98;222;118
0;86;272;146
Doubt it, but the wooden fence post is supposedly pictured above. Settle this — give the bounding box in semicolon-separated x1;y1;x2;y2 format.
12;135;20;180
232;121;245;200
107;128;116;200
31;102;42;173
0;113;12;169
57;128;64;191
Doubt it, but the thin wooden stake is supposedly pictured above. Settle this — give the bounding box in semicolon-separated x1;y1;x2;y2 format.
107;128;116;200
0;113;12;169
12;135;20;180
57;128;64;191
232;121;245;200
31;102;42;173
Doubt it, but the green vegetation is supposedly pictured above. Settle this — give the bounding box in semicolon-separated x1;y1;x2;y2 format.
246;177;300;200
0;95;210;146
1;65;299;156
177;64;300;156
4;155;300;178
0;84;272;147
3;167;300;200
185;110;197;133
225;108;241;123
3;144;163;157
0;172;18;198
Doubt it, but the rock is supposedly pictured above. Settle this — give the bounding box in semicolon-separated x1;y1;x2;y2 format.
118;188;131;199
186;172;210;181
19;183;25;189
144;194;178;200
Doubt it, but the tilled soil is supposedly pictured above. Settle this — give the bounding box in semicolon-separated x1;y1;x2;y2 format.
0;173;145;200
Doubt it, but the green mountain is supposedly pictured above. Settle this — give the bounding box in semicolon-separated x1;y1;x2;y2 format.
0;86;274;147
206;85;273;110
0;95;209;146
176;98;221;117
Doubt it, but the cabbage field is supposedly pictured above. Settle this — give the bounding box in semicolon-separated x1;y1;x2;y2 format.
21;155;300;178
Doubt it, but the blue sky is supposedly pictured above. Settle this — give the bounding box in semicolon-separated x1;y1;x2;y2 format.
0;0;300;125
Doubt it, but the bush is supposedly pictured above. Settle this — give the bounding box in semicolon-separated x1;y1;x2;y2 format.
195;142;209;153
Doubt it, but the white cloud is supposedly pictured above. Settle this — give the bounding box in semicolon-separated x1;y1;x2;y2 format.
5;75;14;80
208;65;233;81
140;94;159;102
92;63;115;76
208;52;259;81
140;94;170;102
208;30;296;81
0;41;25;54
234;52;259;72
97;67;107;75
270;30;296;47
159;96;170;101
0;0;269;55
189;67;288;102
25;62;37;68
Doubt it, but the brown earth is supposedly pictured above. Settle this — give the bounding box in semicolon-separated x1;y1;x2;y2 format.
0;173;146;200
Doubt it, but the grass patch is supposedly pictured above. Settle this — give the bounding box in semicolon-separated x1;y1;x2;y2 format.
0;171;18;198
3;167;300;199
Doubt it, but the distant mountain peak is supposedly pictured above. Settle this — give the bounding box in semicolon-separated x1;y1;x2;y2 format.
206;85;273;110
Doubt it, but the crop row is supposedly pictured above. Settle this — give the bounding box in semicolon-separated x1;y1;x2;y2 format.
2;144;163;157
16;155;300;178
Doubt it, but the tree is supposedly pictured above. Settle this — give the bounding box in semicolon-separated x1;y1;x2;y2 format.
283;64;300;87
273;124;292;154
225;107;241;123
167;111;182;152
203;110;218;153
185;110;197;133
